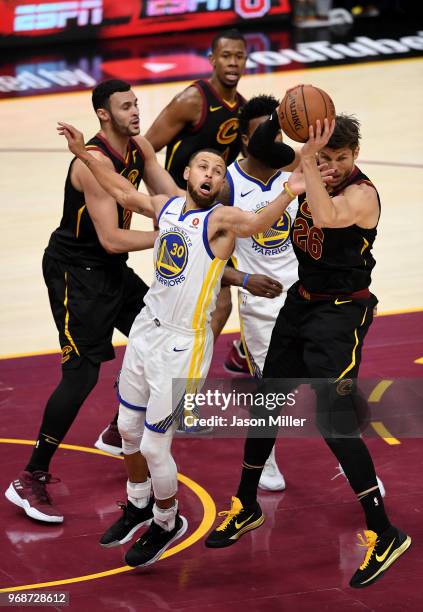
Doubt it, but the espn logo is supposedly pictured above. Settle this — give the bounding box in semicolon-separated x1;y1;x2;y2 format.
14;1;103;32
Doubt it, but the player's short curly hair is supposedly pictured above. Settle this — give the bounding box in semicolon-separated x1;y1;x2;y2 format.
92;79;131;112
327;114;361;151
238;94;280;135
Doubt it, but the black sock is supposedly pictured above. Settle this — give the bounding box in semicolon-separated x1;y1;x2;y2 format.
26;360;100;473
236;434;275;507
358;488;391;534
322;435;392;535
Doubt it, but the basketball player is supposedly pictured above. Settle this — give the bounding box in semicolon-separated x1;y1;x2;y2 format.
5;80;181;524
206;114;410;588
56;120;333;567
224;94;299;491
222;96;384;495
145;28;247;348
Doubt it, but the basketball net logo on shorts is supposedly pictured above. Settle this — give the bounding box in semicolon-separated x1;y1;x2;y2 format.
61;345;73;364
251;206;292;255
155;229;191;286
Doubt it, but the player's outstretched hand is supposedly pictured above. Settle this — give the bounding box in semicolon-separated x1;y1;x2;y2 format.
300;118;335;158
57;122;86;157
245;274;283;298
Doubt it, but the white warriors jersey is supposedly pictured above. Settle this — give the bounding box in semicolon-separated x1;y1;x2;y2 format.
227;160;299;291
144;196;227;330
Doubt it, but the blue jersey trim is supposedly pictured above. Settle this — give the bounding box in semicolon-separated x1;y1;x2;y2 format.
234;160;281;192
225;170;235;206
117;392;147;412
145;420;167;433
203;205;219;260
157;196;179;224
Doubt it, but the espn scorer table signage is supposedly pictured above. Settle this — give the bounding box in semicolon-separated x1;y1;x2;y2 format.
0;0;291;46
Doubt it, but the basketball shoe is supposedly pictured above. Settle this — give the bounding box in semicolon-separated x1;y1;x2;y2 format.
205;496;264;548
258;447;286;491
124;513;188;567
100;498;154;547
350;526;411;588
5;470;63;523
224;339;249;374
95;423;122;456
332;464;386;497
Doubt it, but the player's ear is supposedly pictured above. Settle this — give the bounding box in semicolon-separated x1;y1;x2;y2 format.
96;108;109;123
353;146;360;161
208;52;216;69
183;165;190;181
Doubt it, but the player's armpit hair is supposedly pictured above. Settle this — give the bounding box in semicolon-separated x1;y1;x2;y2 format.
247;112;295;169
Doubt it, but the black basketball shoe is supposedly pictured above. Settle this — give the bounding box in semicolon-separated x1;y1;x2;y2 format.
349;526;411;588
100;498;154;547
205;496;264;548
124;513;188;567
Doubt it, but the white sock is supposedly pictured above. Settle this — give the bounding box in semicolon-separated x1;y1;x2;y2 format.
153;500;178;532
127;478;151;509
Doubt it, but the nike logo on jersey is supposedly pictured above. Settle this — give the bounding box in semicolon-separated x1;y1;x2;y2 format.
235;514;254;529
173;347;188;352
334;298;352;305
166;212;177;216
209;105;223;112
241;189;254;197
375;539;396;562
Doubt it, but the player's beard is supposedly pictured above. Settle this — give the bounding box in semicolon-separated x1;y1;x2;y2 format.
110;113;140;137
187;182;216;209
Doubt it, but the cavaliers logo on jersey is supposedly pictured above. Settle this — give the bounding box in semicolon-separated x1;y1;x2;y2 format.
156;232;188;280
126;169;140;186
300;199;313;219
252;208;291;251
216;118;239;146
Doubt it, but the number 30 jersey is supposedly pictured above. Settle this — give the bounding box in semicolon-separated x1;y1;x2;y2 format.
292;166;380;294
227;160;299;292
144;196;227;330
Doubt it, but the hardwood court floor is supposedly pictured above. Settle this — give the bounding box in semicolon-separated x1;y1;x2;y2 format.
0;318;422;610
0;56;422;611
1;57;422;357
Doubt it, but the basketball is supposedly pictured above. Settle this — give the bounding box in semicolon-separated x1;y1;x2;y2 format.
278;85;336;143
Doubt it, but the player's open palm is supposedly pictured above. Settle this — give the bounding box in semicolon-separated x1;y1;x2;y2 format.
57;122;86;157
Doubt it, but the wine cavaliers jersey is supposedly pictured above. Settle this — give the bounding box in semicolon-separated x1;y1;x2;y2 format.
46;133;145;267
165;80;245;188
292;166;380;294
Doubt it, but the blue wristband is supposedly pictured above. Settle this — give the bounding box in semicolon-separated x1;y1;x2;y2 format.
242;273;250;289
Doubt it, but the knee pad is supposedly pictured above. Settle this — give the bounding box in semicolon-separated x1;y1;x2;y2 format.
140;427;177;500
118;405;144;455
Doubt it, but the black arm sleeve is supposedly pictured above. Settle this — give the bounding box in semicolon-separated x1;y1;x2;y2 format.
247;111;295;169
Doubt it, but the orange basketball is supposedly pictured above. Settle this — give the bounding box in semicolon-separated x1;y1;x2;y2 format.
278;85;336;143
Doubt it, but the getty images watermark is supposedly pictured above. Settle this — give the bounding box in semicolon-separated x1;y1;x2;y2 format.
182;388;306;429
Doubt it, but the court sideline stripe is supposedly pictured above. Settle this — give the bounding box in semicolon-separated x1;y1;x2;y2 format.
1;308;421;361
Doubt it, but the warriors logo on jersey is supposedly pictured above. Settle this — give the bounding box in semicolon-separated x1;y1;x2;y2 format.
155;230;190;284
252;206;292;252
226;160;298;283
